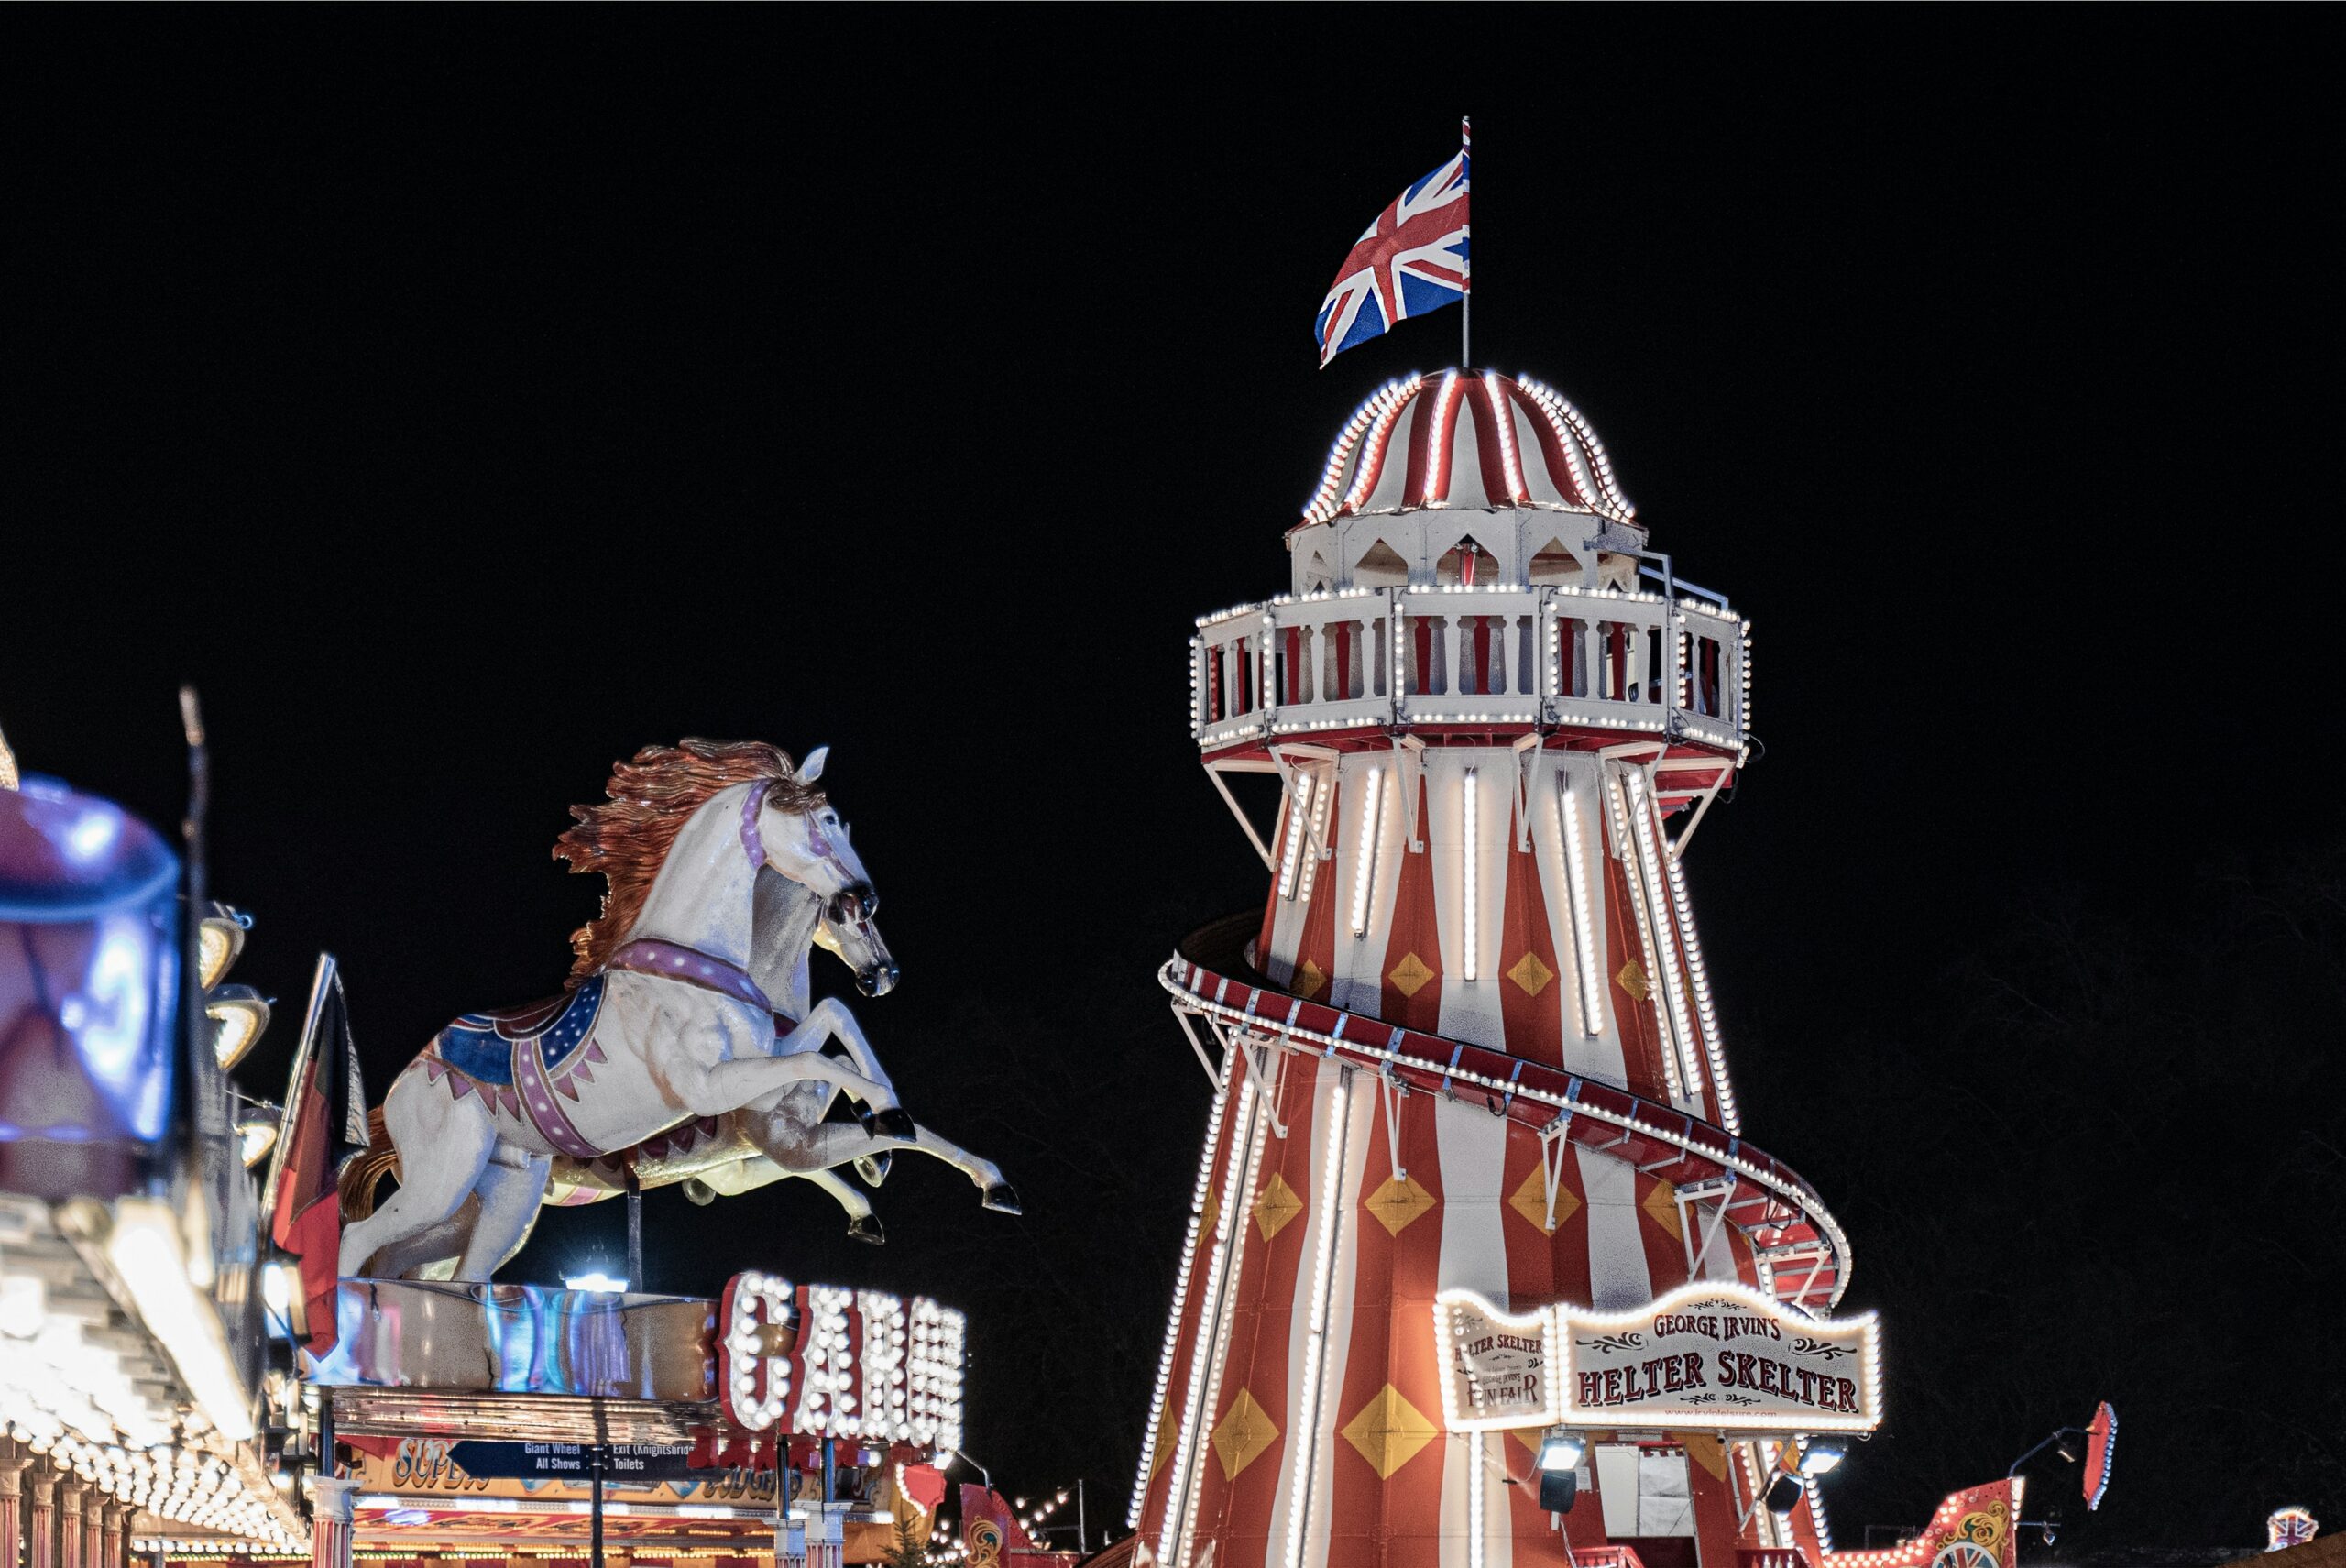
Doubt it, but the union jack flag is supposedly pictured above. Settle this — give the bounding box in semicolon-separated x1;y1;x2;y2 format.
1314;121;1471;367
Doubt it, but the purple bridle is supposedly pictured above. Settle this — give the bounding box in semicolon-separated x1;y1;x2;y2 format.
740;777;847;879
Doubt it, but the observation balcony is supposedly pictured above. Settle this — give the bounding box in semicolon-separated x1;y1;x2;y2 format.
1191;584;1749;756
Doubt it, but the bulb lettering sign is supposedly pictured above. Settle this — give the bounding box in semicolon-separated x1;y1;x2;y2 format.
717;1272;966;1452
1434;1281;1881;1435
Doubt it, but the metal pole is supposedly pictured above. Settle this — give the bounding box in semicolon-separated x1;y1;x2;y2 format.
1460;116;1472;369
590;1447;606;1568
1077;1480;1087;1555
626;1183;642;1290
821;1439;834;1507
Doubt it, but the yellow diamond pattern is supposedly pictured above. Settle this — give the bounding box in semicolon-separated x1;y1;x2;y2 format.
1253;1172;1304;1242
1211;1387;1280;1482
1294;959;1328;1000
1199;1189;1220;1250
1364;1174;1437;1236
1507;1160;1583;1234
1147;1407;1171;1485
1387;950;1435;998
1642;1179;1683;1241
1507;949;1555;996
1615;959;1650;1001
1340;1384;1439;1480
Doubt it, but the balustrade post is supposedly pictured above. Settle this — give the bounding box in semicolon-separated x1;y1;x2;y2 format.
0;1439;28;1568
54;1482;79;1568
1663;620;1683;718
98;1503;120;1568
25;1464;55;1568
75;1498;97;1568
305;1477;357;1568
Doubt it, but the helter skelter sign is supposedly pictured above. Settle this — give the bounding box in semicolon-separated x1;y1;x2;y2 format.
1434;1282;1881;1435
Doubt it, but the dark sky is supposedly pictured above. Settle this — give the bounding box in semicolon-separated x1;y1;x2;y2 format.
7;11;2340;1559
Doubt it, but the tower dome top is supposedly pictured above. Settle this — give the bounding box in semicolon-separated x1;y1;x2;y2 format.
1298;368;1633;530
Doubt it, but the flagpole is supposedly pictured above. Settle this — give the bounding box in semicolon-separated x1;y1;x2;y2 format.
1460;115;1472;368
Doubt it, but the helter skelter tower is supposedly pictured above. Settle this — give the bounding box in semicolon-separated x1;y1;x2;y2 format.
1128;368;1883;1568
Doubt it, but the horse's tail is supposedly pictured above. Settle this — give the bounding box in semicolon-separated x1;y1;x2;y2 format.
338;1103;400;1220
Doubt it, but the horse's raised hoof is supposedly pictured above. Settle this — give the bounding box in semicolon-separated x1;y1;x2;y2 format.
870;1107;917;1141
847;1213;886;1245
981;1182;1023;1215
682;1179;717;1207
854;1152;892;1186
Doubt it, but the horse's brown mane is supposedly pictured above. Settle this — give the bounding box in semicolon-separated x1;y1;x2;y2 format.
554;739;825;985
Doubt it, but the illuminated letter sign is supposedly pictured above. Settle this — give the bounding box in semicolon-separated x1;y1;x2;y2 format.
718;1272;797;1431
1558;1282;1879;1433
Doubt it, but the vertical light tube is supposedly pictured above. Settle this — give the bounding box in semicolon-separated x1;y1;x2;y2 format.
1460;768;1480;981
1129;1060;1235;1529
1606;773;1685;1103
1350;767;1386;937
1172;1080;1270;1568
1625;771;1704;1102
1555;773;1605;1038
1161;1079;1260;1568
1277;773;1317;901
1296;766;1333;903
1467;1432;1487;1568
1282;1072;1353;1568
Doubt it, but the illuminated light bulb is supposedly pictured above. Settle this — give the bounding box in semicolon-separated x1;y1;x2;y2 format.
207;987;269;1072
196;917;242;991
236;1116;280;1169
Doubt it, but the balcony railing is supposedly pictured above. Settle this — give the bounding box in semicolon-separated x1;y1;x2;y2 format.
1191;585;1749;752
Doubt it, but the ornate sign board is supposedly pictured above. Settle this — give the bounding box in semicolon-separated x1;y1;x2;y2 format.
1433;1295;1558;1431
1434;1281;1881;1435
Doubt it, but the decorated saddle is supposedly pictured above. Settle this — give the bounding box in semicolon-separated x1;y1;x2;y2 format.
421;976;610;1156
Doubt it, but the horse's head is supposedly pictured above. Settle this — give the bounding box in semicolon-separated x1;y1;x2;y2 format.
750;746;898;998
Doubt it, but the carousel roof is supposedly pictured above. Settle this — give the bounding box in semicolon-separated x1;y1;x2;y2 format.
1298;367;1634;529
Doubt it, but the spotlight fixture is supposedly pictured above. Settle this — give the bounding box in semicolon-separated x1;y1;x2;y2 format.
1536;1428;1584;1513
1764;1472;1805;1515
1798;1441;1847;1477
1537;1428;1585;1474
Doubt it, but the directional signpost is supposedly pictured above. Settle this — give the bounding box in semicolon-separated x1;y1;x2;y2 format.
445;1442;696;1483
447;1443;698;1568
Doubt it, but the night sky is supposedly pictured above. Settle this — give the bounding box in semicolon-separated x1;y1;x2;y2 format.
8;13;2340;1561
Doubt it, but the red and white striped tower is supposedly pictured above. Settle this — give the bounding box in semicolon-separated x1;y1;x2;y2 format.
1131;369;1869;1568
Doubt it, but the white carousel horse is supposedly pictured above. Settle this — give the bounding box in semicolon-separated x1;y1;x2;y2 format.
338;740;1016;1282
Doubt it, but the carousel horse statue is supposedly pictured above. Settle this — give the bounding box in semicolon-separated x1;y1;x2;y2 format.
337;739;1016;1282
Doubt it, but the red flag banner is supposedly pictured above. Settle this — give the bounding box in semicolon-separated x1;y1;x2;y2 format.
2083;1401;2118;1511
261;955;366;1355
